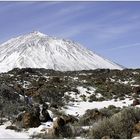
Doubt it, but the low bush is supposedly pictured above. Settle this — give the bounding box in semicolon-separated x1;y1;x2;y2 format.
88;94;98;102
99;105;121;118
79;109;104;126
89;107;140;139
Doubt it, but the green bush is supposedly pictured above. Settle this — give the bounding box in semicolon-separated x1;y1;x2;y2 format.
109;84;132;97
99;105;121;118
119;96;125;100
88;94;98;102
79;109;103;126
89;107;140;139
59;124;75;138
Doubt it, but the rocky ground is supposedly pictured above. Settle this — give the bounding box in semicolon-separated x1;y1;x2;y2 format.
1;68;140;138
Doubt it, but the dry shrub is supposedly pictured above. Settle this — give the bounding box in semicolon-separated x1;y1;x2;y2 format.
90;107;140;139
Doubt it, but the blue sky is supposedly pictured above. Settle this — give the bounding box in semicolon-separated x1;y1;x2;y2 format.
0;1;140;68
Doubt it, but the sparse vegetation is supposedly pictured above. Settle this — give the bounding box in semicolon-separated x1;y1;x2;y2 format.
89;107;140;139
1;68;140;139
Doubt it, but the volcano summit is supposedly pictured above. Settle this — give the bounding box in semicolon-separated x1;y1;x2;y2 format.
0;31;123;72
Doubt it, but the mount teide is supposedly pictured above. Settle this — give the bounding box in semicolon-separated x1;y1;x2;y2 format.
0;31;123;73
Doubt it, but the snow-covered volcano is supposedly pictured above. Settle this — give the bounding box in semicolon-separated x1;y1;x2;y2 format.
0;31;123;72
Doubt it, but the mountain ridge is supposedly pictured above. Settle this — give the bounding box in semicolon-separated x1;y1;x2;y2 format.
0;31;123;73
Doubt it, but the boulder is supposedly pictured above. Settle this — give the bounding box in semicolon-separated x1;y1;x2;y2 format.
21;104;41;128
50;103;58;109
53;117;65;129
6;125;21;132
40;106;53;122
133;86;140;94
62;115;78;124
47;117;74;138
22;111;41;128
132;122;140;138
132;99;140;106
45;117;65;138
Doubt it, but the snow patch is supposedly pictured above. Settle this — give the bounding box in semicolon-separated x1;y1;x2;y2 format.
65;98;133;116
0;122;29;138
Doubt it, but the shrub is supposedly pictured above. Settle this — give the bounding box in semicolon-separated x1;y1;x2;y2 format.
59;124;75;138
79;109;104;126
97;97;105;101
88;94;98;102
95;86;106;94
109;84;132;97
80;95;87;102
73;125;89;138
51;76;61;83
89;107;140;139
99;106;121;118
119;96;125;100
133;107;140;121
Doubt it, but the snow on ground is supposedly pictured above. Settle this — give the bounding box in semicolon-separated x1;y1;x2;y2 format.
76;86;103;99
0;122;29;138
110;78;116;82
65;98;133;116
132;72;139;75
81;80;87;83
28;121;53;137
131;84;140;87
117;79;130;85
82;126;92;130
64;86;133;116
64;86;100;102
132;137;140;139
109;78;138;86
43;75;50;82
73;77;79;81
0;120;54;139
23;80;31;89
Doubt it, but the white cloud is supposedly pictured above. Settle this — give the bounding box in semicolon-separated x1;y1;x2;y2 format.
106;43;140;51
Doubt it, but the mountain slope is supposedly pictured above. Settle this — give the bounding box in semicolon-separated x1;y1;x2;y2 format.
0;31;123;72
